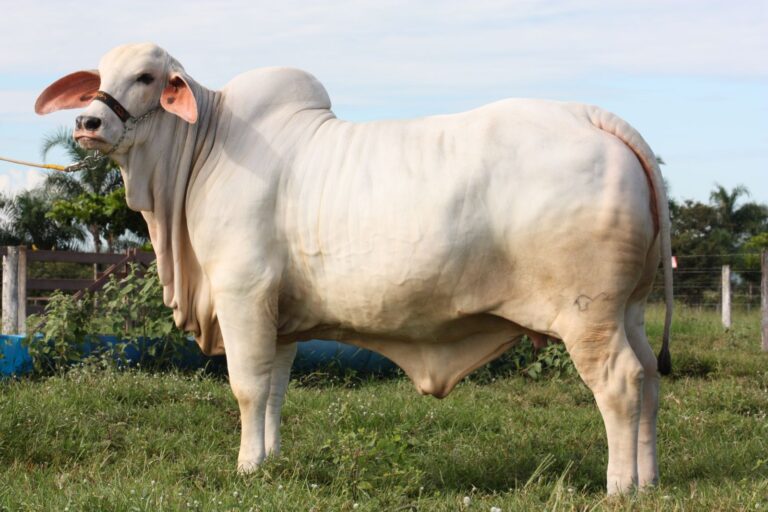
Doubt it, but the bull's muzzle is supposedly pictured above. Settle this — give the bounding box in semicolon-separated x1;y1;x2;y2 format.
75;115;102;132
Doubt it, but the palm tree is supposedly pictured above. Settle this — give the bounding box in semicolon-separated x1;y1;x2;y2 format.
41;128;125;252
0;188;85;249
709;183;750;235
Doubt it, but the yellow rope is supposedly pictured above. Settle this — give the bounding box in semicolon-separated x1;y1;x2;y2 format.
0;156;67;172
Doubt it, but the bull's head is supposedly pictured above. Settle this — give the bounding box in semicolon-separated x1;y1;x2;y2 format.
35;43;198;155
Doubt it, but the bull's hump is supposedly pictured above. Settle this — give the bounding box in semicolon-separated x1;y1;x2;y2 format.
224;67;332;113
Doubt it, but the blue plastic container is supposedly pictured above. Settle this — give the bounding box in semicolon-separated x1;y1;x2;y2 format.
292;339;396;373
0;335;395;377
0;335;32;376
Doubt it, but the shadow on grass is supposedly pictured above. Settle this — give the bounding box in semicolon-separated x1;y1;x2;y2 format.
417;446;607;494
667;353;717;379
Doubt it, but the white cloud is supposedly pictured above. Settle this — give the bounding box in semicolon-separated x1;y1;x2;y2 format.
0;0;764;82
0;168;46;196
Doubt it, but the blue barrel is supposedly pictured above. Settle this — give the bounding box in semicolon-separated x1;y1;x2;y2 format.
0;335;32;376
293;339;396;373
0;335;395;377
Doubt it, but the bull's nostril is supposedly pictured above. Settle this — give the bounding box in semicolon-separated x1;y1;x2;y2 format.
75;115;85;130
83;116;102;131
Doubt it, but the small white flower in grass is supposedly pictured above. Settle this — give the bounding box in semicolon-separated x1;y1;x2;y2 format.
233;491;239;497
490;507;502;512
353;504;359;510
567;487;574;493
463;496;471;506
311;483;318;489
278;484;284;490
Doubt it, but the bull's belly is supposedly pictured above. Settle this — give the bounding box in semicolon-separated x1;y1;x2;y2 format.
278;312;528;398
276;248;535;397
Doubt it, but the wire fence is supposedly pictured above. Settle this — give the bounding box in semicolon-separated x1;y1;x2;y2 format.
650;252;764;312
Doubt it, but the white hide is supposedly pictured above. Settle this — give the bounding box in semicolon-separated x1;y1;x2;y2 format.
36;43;673;494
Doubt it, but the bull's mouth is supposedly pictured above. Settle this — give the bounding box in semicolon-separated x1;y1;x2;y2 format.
74;133;109;150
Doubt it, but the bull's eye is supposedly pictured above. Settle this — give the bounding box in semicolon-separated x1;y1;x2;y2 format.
136;73;155;85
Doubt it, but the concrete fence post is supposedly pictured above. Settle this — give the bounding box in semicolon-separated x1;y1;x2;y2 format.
721;264;731;329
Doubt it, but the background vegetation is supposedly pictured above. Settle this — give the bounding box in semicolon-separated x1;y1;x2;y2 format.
665;183;768;306
0;128;148;252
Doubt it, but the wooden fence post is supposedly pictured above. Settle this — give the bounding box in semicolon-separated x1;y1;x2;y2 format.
762;251;767;352
2;246;19;334
722;264;731;329
1;246;28;334
17;246;26;334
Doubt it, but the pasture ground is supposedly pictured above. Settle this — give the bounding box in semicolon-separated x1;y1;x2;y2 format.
0;305;766;511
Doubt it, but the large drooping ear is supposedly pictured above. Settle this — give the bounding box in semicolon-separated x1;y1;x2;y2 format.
161;72;198;124
35;70;101;115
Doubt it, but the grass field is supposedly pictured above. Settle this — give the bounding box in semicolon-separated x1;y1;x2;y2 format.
1;305;766;511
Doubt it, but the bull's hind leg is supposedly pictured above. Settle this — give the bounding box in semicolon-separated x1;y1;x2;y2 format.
623;239;664;488
265;342;297;457
625;300;660;488
557;317;644;494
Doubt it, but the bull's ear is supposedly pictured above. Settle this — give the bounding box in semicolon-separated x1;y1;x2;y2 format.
161;72;197;124
35;70;101;115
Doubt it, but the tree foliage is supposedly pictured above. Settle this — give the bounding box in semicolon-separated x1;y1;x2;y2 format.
41;127;148;252
0;187;85;249
670;183;768;303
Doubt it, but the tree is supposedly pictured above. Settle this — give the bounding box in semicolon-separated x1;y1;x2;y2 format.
669;184;768;304
0;188;85;249
41;127;148;252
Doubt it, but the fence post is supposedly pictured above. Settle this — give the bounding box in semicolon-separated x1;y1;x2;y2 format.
722;264;731;329
762;251;767;352
2;246;19;334
17;246;26;334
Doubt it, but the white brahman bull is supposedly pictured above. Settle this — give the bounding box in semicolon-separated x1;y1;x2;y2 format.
35;43;673;494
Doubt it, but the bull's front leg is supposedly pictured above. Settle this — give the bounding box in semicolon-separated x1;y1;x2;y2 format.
215;291;279;473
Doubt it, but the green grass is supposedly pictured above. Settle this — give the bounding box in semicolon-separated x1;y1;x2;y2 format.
1;305;767;511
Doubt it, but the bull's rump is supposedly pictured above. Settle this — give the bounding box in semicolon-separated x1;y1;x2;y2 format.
279;99;656;341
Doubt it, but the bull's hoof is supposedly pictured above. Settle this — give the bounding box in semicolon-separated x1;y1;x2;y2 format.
237;459;262;474
638;476;659;490
606;475;638;495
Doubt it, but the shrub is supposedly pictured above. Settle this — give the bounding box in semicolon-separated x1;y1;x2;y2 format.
24;261;190;374
470;338;576;383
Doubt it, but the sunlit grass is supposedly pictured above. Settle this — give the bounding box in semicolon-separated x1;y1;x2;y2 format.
0;305;766;510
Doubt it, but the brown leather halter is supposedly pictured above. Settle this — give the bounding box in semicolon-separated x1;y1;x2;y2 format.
93;90;132;123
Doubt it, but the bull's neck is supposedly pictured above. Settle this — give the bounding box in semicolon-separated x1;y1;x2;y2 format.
120;82;222;213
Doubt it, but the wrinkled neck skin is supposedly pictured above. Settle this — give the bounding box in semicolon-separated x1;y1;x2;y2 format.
115;79;221;212
112;79;224;353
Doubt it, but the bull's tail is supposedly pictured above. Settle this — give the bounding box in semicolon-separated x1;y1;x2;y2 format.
585;106;673;375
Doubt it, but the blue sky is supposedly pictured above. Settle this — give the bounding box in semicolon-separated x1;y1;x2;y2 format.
0;0;765;204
